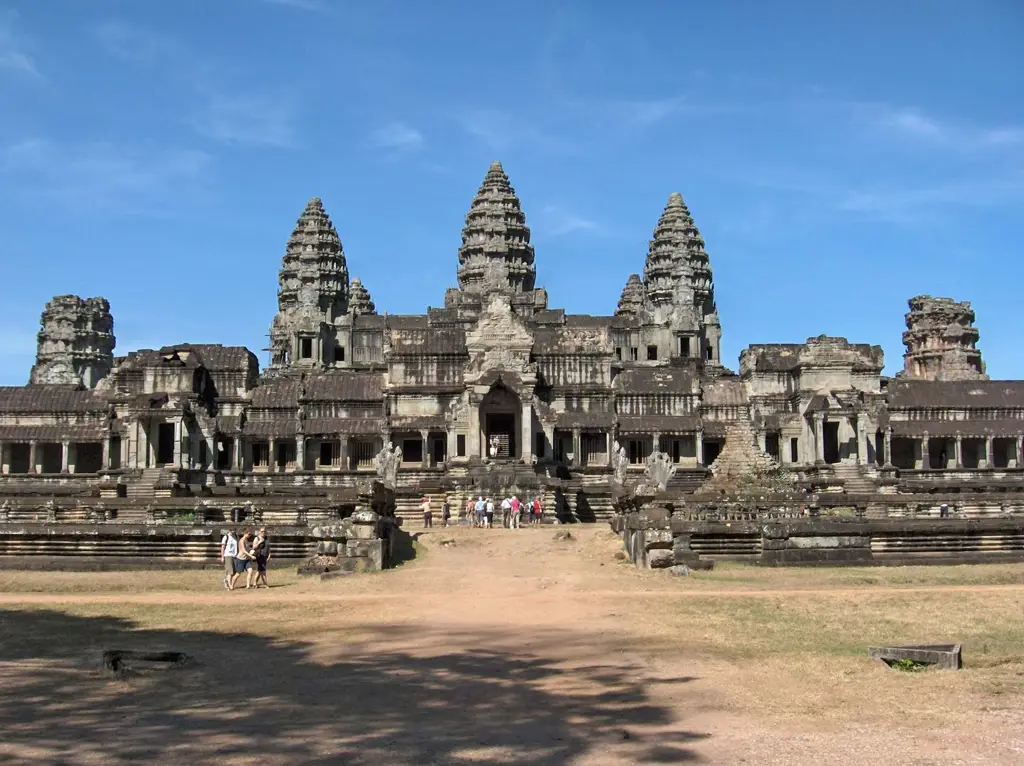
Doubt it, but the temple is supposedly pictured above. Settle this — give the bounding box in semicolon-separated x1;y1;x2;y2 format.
1;160;1022;522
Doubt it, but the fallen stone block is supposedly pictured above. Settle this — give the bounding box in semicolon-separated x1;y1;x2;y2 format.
669;564;691;577
648;548;674;568
868;644;962;670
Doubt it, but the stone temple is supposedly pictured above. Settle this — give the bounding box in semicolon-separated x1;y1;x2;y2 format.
1;161;1022;523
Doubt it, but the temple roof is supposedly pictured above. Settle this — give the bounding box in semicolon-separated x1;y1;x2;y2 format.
348;277;376;316
615;273;646;317
887;379;1024;409
118;345;256;373
456;161;536;296
0;385;105;413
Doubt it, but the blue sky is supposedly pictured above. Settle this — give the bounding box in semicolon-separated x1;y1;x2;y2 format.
1;0;1022;385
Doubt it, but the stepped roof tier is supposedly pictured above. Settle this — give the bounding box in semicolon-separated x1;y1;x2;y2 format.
348;278;376;316
900;295;987;381
643;192;714;314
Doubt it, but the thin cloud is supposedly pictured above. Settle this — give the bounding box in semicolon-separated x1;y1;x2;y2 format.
0;10;40;78
539;205;603;237
367;122;424;151
459;109;578;155
0;138;213;216
847;102;1024;152
91;20;298;149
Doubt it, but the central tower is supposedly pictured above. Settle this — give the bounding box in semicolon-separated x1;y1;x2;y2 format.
446;161;547;317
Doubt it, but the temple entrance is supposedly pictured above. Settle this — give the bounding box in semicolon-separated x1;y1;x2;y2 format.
823;421;840;464
480;383;519;460
156;422;175;465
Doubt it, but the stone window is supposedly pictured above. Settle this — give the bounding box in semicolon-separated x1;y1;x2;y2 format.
41;443;62;474
75;443;103;473
456;434;466;457
352;439;377;469
534;432;545;458
629;347;638;361
580;433;607;466
300;338;313;359
626;438;651;465
615;347;622;360
765;433;780;460
679;337;690;357
9;443;30;473
216;439;233;470
705;345;713;361
790;437;799;464
110;436;122;470
252;442;270;468
402;439;423;464
646;345;658;361
276;440;296;469
334;346;345;363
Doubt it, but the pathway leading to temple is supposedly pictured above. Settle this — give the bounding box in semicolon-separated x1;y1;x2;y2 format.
1;526;1021;765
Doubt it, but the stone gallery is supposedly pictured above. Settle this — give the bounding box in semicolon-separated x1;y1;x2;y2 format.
1;160;1022;526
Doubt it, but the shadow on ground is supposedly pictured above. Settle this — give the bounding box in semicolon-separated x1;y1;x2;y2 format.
0;609;706;765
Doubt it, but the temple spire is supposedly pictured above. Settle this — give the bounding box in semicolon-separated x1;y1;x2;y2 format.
615;274;646;317
456;160;536;295
348;277;376;316
268;197;350;368
643;192;710;309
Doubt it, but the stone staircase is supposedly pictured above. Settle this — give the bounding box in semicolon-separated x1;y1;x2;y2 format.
125;468;179;500
831;462;878;494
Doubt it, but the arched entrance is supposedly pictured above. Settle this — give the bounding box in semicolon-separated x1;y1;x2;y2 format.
480;383;520;459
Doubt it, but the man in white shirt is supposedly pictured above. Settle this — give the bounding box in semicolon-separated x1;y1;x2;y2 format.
500;496;512;528
485;498;495;528
219;529;237;589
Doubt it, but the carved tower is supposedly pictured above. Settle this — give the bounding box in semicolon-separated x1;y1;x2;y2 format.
29;295;115;388
268;198;350;369
901;295;987;381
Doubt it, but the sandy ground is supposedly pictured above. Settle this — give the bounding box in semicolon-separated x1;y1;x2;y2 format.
1;525;1022;765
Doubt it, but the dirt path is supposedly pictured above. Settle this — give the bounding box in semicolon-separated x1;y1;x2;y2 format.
1;526;1022;765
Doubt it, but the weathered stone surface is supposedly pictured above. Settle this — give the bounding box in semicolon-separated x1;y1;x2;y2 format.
643;528;673;550
901;295;986;381
669;564;690;577
29;295;114;388
869;643;962;670
648;548;675;568
615;274;645;318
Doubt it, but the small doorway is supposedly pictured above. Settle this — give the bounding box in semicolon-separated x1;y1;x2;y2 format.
823;421;840;464
485;413;516;458
156;423;175;465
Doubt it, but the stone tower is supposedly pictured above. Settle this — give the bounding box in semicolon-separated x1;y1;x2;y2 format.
615;274;646;317
348;277;376;316
901;295;988;381
29;295;115;388
268;198;350;369
446;162;549;316
641;192;722;365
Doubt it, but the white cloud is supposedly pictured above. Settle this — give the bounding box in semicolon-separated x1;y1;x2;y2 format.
191;90;296;148
0;138;213;215
367;122;424;151
0;10;40;78
852;102;1024;152
539;205;602;237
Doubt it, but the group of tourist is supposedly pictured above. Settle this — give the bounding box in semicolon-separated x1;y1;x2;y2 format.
418;495;544;528
219;527;271;589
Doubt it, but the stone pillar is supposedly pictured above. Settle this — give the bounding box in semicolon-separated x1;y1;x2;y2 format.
954;434;963;469
60;440;70;474
921;433;930;470
814;416;825;464
984;436;994;469
543;424;555;463
101;436;111;471
268;438;277;473
339;437;350;470
521;402;532;464
420;430;429;468
884;428;892;467
233;437;243;471
0;442;8;474
296;434;306;471
205;435;216;470
856;419;867;465
28;440;38;474
606;431;615;466
570;428;581;467
446;429;457;464
696;428;705;466
652;432;662;457
468;392;482;459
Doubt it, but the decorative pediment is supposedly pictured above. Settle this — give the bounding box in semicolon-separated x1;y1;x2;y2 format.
465;295;535;377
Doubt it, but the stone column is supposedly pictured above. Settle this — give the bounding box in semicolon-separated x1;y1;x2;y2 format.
28;440;38;474
954;434;963;469
696;428;705;466
172;420;182;468
468;392;483;459
520;402;533;464
571;428;581;467
420;430;429;468
856;419;867;465
921;433;930;470
101;436;111;471
205;435;216;470
0;442;8;474
296;434;306;471
652;432;662;457
984;436;994;469
60;440;70;474
339;437;350;470
233;436;243;471
814;416;825;464
884;428;893;467
606;431;615;466
268;438;277;473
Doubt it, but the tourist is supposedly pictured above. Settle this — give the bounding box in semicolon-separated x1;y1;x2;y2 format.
533;497;543;525
500;496;512;527
485;496;495;528
510;495;521;529
474;496;486;527
248;527;265;589
442;497;451;527
421;495;433;528
230;527;254;590
255;527;271;588
466;497;476;526
219;528;238;589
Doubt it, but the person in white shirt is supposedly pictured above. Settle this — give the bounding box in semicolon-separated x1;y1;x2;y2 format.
485;498;495;528
500;496;512;528
219;529;238;589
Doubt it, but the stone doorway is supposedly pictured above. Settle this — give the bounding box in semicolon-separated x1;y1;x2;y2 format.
480;384;519;459
823;421;840;464
156;423;175;465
